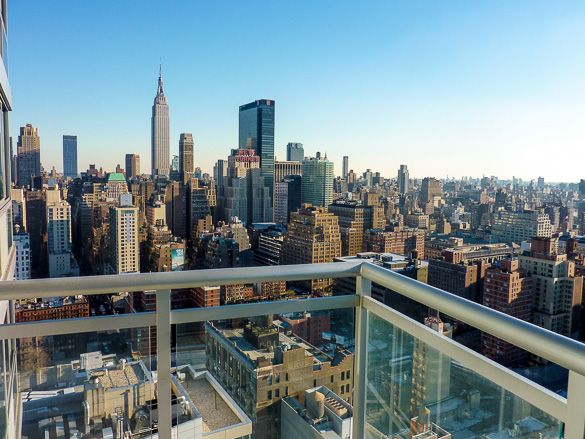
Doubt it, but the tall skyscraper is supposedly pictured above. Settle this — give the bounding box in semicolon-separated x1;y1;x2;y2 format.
519;237;583;338
397;164;409;195
62;135;78;178
151;65;170;176
239;99;275;190
109;200;140;274
125;153;140;179
213;159;227;189
301;152;334;208
286;142;303;162
342;156;349;179
179;133;194;183
17;124;41;188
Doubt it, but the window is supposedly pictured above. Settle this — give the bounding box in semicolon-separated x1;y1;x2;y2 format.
267;390;272;400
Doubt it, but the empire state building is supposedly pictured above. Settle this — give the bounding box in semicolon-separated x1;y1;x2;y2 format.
151;66;170;176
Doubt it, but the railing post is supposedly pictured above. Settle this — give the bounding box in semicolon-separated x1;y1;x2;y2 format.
353;274;371;438
156;290;172;439
565;370;585;439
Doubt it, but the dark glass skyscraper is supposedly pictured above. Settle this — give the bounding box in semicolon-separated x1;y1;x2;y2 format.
62;135;78;178
239;99;275;191
286;142;303;162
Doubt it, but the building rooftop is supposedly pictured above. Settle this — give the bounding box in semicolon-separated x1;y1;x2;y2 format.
209;323;345;367
106;172;126;182
172;366;252;435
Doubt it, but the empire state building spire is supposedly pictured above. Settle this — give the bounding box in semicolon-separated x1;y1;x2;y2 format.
151;64;170;176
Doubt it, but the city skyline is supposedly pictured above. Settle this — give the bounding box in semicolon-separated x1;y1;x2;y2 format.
8;1;585;181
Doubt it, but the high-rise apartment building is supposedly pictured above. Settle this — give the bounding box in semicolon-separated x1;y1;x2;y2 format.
13;230;31;280
239;99;275;190
274;181;289;225
328;200;385;256
301;153;334;208
151;66;170;176
397;164;409;195
281;204;342;294
62;135;77;178
482;260;532;366
491;210;553;244
342;156;349;179
286;142;303;162
47;196;79;278
109;202;139;274
179;132;194;183
125;153;140;179
17;124;41;187
519;237;583;338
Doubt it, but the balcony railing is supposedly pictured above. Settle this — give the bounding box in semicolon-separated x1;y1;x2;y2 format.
0;261;584;438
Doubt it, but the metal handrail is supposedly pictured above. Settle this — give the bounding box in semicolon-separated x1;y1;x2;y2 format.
1;259;584;377
0;261;362;300
360;261;585;377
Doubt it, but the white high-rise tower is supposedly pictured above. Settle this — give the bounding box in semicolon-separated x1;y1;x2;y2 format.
151;65;170;176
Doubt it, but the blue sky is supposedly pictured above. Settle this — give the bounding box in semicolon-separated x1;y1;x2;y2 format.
8;1;585;181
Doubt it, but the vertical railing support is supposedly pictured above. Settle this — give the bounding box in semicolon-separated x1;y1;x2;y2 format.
156;290;172;439
565;370;585;439
353;274;371;438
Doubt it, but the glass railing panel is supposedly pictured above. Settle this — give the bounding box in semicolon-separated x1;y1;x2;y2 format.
172;305;355;439
365;313;563;439
17;326;156;438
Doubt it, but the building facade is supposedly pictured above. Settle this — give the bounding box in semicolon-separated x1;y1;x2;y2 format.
519;237;583;338
281;205;342;294
274;160;302;184
328;200;385;256
482;260;532;366
491;210;553;244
